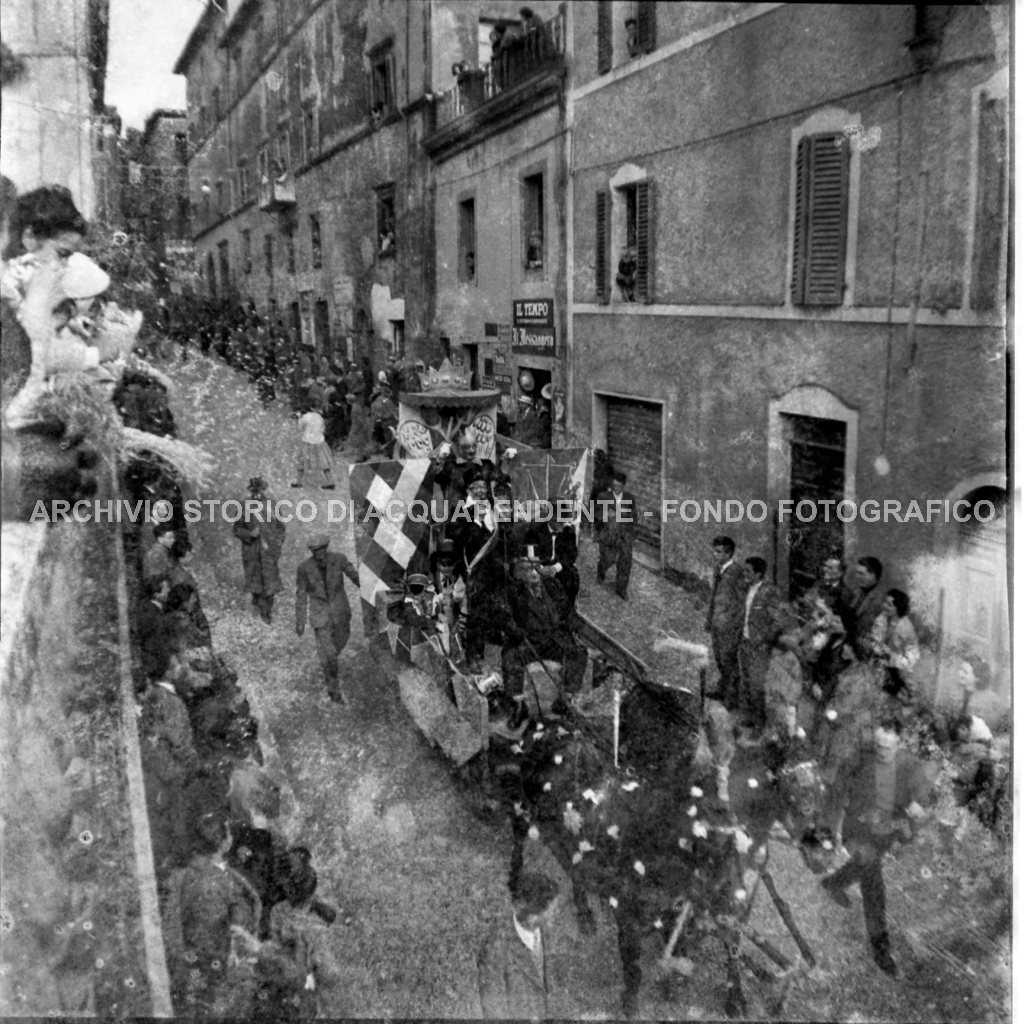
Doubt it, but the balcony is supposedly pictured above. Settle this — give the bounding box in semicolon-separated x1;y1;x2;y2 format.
425;7;565;160
257;171;296;212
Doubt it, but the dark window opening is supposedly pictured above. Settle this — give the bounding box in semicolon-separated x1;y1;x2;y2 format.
523;173;544;269
377;184;396;257
369;40;396;121
286;231;296;274
302;107;318;163
310;213;322;268
264;234;274;277
459;198;476;284
242;229;252;274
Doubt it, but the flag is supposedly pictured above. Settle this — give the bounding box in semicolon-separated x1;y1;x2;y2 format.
511;448;590;523
349;458;434;637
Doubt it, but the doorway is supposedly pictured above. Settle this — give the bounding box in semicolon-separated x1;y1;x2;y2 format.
784;413;846;599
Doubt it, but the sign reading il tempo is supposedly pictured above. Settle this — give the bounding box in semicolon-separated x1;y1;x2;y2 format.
512;298;555;355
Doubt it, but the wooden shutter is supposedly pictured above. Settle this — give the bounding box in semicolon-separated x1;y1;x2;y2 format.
637;0;657;54
971;93;1007;310
635;180;653;302
790;137;811;303
792;134;849;306
596;190;609;304
597;1;612;74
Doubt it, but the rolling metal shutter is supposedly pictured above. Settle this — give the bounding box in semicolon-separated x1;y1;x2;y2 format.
606;397;662;552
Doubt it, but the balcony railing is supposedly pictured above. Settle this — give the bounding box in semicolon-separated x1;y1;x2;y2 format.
257;172;296;212
434;8;565;130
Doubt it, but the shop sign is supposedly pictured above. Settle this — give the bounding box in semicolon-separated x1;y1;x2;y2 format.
512;298;555;355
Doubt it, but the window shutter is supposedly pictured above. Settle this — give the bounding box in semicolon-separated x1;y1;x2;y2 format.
806;135;849;305
636;180;654;302
596;190;609;304
791;136;811;304
971;93;1007;310
637;0;657;54
597;1;612;74
793;134;849;306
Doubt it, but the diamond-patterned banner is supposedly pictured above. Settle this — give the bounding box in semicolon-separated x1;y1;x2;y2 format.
349;458;434;637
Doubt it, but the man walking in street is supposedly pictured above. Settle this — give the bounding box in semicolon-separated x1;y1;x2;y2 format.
738;556;785;742
594;470;636;600
478;872;562;1019
820;717;934;977
233;476;286;624
706;535;746;711
295;535;360;703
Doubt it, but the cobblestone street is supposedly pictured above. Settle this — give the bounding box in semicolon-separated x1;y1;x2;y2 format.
157;352;1009;1021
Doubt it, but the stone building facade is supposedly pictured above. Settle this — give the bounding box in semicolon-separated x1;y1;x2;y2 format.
175;0;439;370
566;2;1009;696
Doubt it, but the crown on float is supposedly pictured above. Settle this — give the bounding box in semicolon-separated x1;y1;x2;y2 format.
419;357;470;392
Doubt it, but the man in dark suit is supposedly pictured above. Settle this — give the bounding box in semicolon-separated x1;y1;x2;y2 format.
594;470;636;600
502;559;588;705
524;502;579;605
845;556;886;660
820;716;935;977
705;535;746;711
295;534;360;703
136;573;176;685
738;556;787;738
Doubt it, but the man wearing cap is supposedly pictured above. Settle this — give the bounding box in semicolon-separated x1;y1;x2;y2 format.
478;871;561;1019
233;476;286;624
295;535;360;703
594;469;636;600
371;377;398;455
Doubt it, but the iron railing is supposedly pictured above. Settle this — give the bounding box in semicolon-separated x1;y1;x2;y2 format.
433;8;565;130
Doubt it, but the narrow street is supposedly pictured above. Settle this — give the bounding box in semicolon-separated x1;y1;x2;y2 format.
165;353;628;1019
160;351;1009;1022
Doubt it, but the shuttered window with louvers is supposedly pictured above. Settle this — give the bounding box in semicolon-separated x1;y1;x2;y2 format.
791;134;849;306
637;0;657;54
597;1;613;74
596;190;610;304
635;180;653;302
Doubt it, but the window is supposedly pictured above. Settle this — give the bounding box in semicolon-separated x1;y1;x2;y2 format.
598;175;654;303
631;0;657;57
174;133;188;166
368;40;395;121
791;133;850;306
276;130;290;175
302;106;318;164
207;251;217;297
264;234;274;277
215;179;226;213
257;147;269;186
218;240;230;290
458;197;476;284
310;213;322;268
390;320;405;358
596;190;609;303
254;15;264;63
523;173;544;270
376;184;396;257
238;162;250;205
242;229;252;274
971;90;1008;310
212;86;221;121
597;1;612;73
286;231;296;273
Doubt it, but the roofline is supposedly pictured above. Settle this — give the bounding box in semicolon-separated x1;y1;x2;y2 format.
141;108;188;144
173;1;219;76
